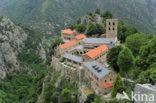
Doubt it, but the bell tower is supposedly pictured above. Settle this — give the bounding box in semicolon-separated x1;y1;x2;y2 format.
106;19;118;38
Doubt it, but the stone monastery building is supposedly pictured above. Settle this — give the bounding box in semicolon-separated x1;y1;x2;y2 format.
52;19;119;98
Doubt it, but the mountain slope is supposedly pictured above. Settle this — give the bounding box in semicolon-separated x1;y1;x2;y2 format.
0;16;28;78
0;15;51;78
0;0;156;35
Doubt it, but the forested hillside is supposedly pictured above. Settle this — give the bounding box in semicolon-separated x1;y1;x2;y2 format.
0;0;156;35
0;16;79;103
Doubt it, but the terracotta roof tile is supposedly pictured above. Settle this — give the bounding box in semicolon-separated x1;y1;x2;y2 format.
84;44;108;58
102;82;114;88
59;40;78;50
75;34;86;40
101;33;107;37
61;29;74;35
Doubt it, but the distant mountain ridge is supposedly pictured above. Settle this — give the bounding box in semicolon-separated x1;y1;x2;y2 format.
0;0;156;35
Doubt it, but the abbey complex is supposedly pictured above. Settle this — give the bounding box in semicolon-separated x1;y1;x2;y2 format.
51;19;119;99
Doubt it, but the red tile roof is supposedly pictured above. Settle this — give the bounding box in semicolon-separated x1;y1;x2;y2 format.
75;34;86;40
84;44;108;58
102;82;114;88
59;40;78;50
61;29;74;35
101;33;107;37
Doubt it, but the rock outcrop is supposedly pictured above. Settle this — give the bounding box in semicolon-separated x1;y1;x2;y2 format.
0;16;28;78
0;16;51;78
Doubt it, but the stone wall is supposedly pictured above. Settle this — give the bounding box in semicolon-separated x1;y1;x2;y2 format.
51;57;80;82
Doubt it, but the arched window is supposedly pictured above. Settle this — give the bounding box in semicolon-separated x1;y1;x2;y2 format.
109;22;111;25
105;80;107;83
113;22;115;25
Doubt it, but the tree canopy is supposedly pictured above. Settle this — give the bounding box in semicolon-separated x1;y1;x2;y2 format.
95;8;101;14
76;23;86;33
137;68;156;85
101;11;114;19
117;47;135;76
118;21;138;43
107;45;123;73
111;74;125;98
125;33;152;56
87;22;97;36
61;88;75;103
136;37;156;70
96;23;105;35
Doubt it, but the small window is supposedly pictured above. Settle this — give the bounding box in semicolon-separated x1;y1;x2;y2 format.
105;80;107;82
113;22;115;25
113;28;115;31
109;22;111;25
96;83;98;87
110;79;112;81
109;28;111;30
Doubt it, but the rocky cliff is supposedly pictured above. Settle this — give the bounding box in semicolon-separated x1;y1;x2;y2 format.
0;16;28;78
0;16;51;78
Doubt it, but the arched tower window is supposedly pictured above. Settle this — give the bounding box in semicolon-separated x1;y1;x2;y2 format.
113;22;115;25
109;22;111;25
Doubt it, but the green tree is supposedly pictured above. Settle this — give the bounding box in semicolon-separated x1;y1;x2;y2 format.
125;33;152;56
70;24;78;30
76;18;81;24
95;8;101;14
87;22;97;36
96;23;105;35
107;45;123;73
137;68;156;85
85;94;96;103
111;74;125;98
136;37;156;70
76;23;86;33
118;21;138;43
43;83;57;103
102;11;114;19
92;96;103;103
0;90;7;103
61;88;75;103
117;47;135;77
